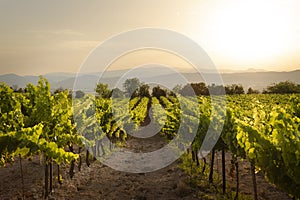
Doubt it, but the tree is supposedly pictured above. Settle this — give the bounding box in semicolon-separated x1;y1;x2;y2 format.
75;90;85;98
208;84;226;95
191;82;209;95
95;83;111;98
247;87;260;94
225;84;245;95
263;81;300;94
139;84;150;97
152;86;167;98
111;88;124;98
123;78;140;98
179;84;195;96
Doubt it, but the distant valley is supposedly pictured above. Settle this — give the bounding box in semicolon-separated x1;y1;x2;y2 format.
1;69;299;92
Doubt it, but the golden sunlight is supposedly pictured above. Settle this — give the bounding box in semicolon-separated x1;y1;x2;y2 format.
209;1;294;63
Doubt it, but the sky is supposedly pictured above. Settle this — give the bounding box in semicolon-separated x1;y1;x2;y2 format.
0;0;300;75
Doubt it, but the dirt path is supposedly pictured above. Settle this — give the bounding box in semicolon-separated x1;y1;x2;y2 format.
51;134;199;200
0;133;293;200
0;134;198;200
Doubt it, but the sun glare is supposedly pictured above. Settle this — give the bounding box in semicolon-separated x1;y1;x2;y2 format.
209;1;293;63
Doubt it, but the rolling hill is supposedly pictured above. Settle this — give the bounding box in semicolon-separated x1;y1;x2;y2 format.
0;69;299;92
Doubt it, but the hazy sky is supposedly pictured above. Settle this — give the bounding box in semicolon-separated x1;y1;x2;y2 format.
0;0;300;75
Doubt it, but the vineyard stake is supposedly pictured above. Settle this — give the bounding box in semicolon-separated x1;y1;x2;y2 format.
222;149;226;194
251;161;258;200
57;164;62;185
209;149;215;183
44;160;49;199
86;150;90;167
49;160;53;193
78;147;82;172
234;158;239;200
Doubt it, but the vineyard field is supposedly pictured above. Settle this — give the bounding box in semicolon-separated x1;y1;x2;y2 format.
0;79;299;199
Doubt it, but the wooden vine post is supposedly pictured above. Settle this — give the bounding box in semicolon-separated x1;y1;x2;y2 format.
209;149;215;183
234;157;239;200
251;161;258;200
44;159;49;199
222;149;226;194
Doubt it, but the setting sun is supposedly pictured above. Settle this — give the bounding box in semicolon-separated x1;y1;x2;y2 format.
206;0;295;65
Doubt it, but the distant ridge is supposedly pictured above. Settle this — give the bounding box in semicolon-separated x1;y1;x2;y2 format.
0;69;299;92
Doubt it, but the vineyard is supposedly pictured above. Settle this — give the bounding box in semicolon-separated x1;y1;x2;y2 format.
0;77;300;199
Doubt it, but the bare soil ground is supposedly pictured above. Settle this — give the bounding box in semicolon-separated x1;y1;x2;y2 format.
0;134;293;200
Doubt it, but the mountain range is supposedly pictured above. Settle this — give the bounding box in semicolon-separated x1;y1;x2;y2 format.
1;69;299;92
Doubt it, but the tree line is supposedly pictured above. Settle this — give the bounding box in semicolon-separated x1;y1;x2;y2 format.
94;79;300;98
10;78;300;98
